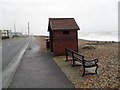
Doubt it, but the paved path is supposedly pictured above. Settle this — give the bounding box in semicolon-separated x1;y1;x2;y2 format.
9;39;74;88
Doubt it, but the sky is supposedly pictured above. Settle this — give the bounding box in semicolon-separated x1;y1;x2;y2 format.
119;1;120;35
0;0;119;36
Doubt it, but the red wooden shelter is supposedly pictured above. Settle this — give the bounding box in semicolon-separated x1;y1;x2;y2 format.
48;18;80;55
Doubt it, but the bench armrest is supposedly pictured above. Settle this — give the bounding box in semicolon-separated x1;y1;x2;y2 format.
84;59;98;63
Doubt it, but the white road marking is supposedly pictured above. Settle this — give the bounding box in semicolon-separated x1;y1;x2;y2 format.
7;44;10;46
11;41;15;44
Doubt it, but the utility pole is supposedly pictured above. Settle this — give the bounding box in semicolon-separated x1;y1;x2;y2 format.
14;21;16;33
21;26;23;35
28;22;30;37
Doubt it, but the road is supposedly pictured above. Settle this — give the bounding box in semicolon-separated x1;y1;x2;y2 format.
2;37;29;70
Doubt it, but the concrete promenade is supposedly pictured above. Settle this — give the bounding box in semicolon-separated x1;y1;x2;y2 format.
9;39;74;88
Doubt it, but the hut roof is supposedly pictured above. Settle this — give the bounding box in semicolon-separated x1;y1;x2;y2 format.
48;18;80;31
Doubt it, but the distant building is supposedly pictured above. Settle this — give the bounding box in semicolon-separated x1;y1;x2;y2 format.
1;30;23;39
2;30;13;39
48;18;80;55
14;32;22;37
0;30;2;39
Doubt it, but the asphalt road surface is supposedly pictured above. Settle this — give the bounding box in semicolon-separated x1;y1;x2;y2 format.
2;37;29;70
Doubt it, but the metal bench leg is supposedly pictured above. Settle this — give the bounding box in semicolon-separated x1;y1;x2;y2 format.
72;53;75;67
65;51;68;62
82;67;85;76
72;58;75;67
95;65;98;74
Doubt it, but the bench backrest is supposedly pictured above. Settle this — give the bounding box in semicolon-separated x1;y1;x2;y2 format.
65;48;74;56
72;51;84;63
65;48;84;63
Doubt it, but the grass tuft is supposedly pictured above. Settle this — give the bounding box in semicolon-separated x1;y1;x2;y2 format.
82;46;96;50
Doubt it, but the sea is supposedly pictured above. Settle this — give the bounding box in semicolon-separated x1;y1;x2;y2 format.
78;31;119;42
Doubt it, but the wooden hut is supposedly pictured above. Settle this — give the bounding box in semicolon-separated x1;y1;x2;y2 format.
48;18;80;55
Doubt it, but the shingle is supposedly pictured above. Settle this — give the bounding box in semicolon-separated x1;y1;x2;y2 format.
48;18;80;31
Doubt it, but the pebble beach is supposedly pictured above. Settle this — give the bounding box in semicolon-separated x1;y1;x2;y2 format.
35;36;119;88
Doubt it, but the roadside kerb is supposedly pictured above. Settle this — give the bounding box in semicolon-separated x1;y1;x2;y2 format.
36;39;41;46
1;39;30;88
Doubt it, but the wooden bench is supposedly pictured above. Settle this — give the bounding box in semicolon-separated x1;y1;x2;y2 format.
65;48;99;76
